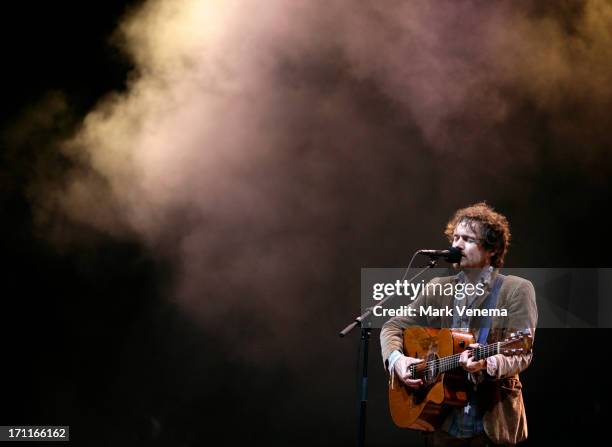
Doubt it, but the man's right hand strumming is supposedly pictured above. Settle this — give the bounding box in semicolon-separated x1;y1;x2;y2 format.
393;355;424;388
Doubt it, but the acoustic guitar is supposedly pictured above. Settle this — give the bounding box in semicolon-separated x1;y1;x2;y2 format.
388;327;533;431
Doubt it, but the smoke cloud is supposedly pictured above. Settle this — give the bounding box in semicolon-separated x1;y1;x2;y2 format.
36;0;612;363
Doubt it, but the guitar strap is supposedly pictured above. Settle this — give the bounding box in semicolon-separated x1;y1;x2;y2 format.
476;274;505;345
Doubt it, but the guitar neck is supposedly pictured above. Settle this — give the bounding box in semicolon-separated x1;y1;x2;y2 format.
407;331;531;380
438;342;500;374
414;342;503;377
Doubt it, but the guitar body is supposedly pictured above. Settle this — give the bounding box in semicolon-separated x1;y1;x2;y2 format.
388;327;474;431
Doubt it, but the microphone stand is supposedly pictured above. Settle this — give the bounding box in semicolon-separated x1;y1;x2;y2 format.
339;255;441;447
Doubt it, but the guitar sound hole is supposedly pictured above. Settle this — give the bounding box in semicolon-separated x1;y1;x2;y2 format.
422;353;439;385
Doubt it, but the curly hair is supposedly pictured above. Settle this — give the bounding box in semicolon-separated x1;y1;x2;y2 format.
444;202;511;268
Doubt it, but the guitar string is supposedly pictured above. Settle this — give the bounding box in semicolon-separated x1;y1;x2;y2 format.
414;343;526;376
411;339;530;377
432;340;516;367
434;341;521;369
415;339;526;364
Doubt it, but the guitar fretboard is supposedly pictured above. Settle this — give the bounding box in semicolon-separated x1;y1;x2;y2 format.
410;340;514;378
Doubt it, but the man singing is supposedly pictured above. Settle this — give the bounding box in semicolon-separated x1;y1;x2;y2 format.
380;202;537;446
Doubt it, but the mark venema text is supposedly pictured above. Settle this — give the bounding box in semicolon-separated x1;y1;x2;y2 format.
372;305;508;318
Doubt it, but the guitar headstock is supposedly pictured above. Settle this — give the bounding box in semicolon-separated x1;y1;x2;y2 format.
499;329;533;356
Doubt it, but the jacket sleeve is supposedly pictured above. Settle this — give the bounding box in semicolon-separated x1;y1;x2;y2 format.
487;279;537;379
379;279;437;368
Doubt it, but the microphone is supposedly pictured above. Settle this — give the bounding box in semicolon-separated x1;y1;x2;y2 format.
417;247;462;263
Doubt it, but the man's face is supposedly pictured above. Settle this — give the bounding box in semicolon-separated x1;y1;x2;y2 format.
451;221;493;269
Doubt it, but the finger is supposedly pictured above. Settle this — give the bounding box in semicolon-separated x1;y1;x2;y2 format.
402;378;424;388
468;343;480;348
465;359;482;372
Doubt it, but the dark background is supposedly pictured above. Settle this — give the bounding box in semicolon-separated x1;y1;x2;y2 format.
1;1;610;446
